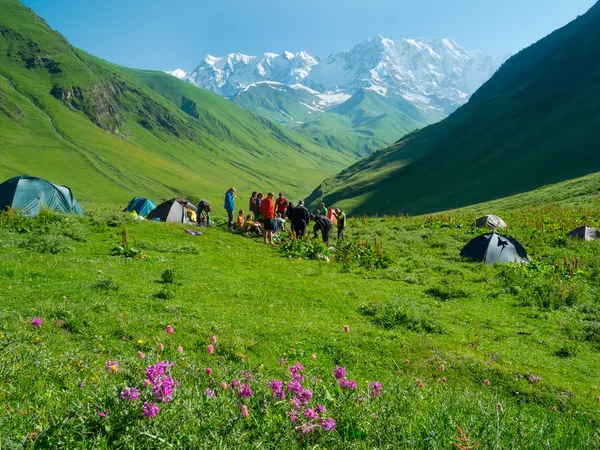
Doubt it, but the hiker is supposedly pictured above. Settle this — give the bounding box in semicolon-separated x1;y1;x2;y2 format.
286;201;295;233
261;192;276;245
224;187;236;232
244;214;262;235
312;213;333;246
317;202;327;216
276;192;287;217
249;192;258;220
334;208;346;239
197;200;212;226
255;193;264;221
236;210;245;228
275;212;287;233
291;200;310;238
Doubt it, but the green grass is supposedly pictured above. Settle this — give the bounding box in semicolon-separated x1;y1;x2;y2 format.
306;2;600;215
0;0;354;208
1;202;599;448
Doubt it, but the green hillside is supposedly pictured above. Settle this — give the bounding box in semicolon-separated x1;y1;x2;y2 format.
0;0;354;209
307;1;600;215
232;82;444;158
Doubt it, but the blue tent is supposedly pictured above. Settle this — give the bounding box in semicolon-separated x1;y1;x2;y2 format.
123;197;157;217
0;175;84;217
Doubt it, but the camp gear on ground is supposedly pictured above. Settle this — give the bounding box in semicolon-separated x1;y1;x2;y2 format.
123;197;157;217
460;232;530;265
147;199;195;224
568;226;599;241
475;215;507;230
0;175;84;217
184;229;202;236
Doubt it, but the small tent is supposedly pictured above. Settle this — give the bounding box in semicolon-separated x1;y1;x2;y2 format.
123;197;157;217
0;175;84;217
147;198;195;224
460;232;530;265
568;226;599;241
475;215;507;230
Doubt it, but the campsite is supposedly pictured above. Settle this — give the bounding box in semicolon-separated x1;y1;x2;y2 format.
1;0;600;447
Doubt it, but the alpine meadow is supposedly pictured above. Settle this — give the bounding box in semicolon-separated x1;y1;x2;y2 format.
1;0;600;449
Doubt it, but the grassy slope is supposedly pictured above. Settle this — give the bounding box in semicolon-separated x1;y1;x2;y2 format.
306;2;600;215
0;202;598;447
0;0;354;209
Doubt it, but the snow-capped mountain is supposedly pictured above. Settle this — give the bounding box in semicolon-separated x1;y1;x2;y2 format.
178;36;505;109
167;68;188;79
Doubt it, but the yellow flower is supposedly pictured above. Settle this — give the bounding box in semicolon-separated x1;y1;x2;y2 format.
109;364;117;372
137;339;144;345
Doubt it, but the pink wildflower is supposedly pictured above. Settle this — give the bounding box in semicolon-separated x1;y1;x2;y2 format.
144;379;152;387
121;387;140;401
552;405;557;412
177;346;183;354
241;405;249;418
165;325;174;334
343;325;350;333
442;377;447;383
304;408;319;420
311;353;317;360
417;379;424;389
207;344;215;354
137;351;145;359
333;365;346;379
142;401;160;418
30;318;42;327
105;360;119;373
369;381;382;397
98;409;109;418
316;403;326;413
158;343;164;352
212;335;217;343
440;365;445;371
204;388;215;398
497;403;504;412
405;359;410;364
321;418;336;431
596;396;600;402
484;379;490;386
206;367;213;376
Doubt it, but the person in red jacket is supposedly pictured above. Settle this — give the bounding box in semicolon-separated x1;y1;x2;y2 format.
275;192;287;216
261;192;276;245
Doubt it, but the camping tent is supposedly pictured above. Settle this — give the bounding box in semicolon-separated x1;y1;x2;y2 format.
147;198;195;224
568;226;599;241
476;215;507;230
0;175;84;217
123;197;157;217
460;232;530;265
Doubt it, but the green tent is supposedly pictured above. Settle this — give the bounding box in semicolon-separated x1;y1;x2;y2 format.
0;175;84;217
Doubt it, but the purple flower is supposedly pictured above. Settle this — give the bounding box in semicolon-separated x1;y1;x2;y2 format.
338;378;357;390
311;376;319;383
316;403;326;413
145;361;173;384
279;357;288;366
333;365;346;379
304;408;319;420
238;384;253;398
105;360;119;373
287;378;303;393
369;381;382;398
290;397;301;409
322;418;336;431
204;388;215;398
146;361;177;403
288;411;299;422
269;379;284;391
30;318;42;327
289;362;305;376
98;409;109;418
121;387;140;401
240;370;253;383
298;388;313;403
142;401;160;418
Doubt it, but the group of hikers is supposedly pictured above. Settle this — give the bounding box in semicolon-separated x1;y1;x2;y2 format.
193;188;346;246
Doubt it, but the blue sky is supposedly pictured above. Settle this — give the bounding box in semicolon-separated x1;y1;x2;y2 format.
22;0;597;71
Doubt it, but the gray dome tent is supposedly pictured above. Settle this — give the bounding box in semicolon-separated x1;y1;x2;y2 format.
568;226;598;241
147;199;195;224
475;215;507;230
460;232;530;265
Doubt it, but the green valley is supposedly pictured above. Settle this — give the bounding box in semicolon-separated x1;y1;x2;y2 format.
0;0;355;208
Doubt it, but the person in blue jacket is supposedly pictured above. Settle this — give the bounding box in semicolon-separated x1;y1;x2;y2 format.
224;187;236;232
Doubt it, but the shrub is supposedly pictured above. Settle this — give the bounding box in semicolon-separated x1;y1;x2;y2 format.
22;233;72;254
359;299;445;334
160;268;177;285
